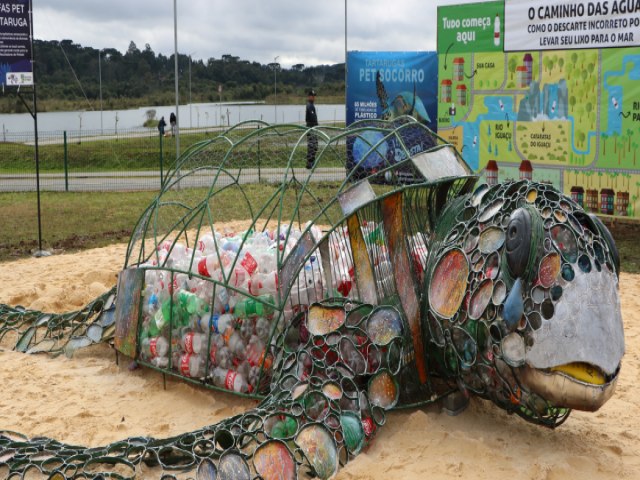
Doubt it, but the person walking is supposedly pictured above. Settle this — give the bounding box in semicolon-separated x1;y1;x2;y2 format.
305;89;318;169
157;116;167;136
170;112;177;136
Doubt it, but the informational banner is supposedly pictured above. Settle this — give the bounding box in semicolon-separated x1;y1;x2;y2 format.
437;0;640;219
345;51;438;181
0;0;33;87
505;0;640;51
346;51;438;130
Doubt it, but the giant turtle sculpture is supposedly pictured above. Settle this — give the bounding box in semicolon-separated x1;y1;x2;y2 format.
0;117;625;479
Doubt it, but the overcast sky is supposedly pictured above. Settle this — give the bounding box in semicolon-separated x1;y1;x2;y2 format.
33;0;482;68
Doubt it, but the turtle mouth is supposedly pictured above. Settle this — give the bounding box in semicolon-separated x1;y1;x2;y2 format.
519;362;620;412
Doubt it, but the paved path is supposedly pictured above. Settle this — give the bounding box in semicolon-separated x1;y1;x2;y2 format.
0;167;347;192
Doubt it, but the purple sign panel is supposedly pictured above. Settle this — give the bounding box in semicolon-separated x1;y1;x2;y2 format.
0;0;33;87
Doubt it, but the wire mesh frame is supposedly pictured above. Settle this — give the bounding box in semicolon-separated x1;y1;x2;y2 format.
115;117;477;401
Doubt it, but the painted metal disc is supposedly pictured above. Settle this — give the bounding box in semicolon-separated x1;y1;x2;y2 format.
307;305;346;336
484;252;500;279
539;253;561;288
218;453;250;480
254;441;296;480
196;458;217;480
468;279;494;320
322;382;343;401
526;188;538;203
295;425;338;480
478;199;504;222
492;279;507;305
501;332;526;367
366;308;403;345
478;227;506;254
340;412;366;455
551;224;578;263
368;370;399;409
429;249;469;318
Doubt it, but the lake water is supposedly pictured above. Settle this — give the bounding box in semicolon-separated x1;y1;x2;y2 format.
0;102;346;135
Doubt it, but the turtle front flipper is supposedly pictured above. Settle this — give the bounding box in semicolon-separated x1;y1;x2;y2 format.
186;300;405;479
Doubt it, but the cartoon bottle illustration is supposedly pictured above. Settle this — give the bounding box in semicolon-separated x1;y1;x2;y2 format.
494;14;501;46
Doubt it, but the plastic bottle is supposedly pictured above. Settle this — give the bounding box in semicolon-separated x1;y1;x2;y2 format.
209;334;224;366
182;331;207;355
178;353;206;378
246;335;266;367
254;317;272;342
141;336;169;359
212;313;235;335
150;356;169;368
176;290;208;316
197;234;216;254
215;345;232;369
211;367;250;393
226;330;247;361
248;271;278;297
198;253;220;278
234;294;275;319
238;318;254;340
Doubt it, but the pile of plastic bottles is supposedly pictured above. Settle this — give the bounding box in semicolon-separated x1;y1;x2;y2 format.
137;224;357;394
136;222;428;393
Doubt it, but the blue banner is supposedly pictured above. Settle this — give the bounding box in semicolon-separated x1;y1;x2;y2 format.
345;51;439;182
346;51;438;130
0;0;33;87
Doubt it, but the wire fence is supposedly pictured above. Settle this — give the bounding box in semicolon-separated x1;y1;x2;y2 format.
0;125;347;192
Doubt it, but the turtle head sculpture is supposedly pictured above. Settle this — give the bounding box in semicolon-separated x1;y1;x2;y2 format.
423;181;624;425
0;117;625;478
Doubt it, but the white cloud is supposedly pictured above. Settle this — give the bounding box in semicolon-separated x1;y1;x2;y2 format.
33;0;482;67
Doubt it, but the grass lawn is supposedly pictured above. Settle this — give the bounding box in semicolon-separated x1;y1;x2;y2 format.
1;189;638;275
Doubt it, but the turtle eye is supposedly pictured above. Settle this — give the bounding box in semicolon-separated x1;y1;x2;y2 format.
505;208;532;278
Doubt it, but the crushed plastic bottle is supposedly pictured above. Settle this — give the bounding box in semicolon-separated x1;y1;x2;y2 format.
211;367;250;393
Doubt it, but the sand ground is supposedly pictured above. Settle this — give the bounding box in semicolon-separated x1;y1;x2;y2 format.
1;243;638;479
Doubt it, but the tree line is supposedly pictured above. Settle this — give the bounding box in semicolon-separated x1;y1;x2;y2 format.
1;39;345;113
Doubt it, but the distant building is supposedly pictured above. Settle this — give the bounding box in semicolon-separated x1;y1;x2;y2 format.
600;188;615;215
456;84;467;106
519;159;533;181
453;57;465;81
485;160;499;185
523;53;533;86
441;79;452;103
616;191;629;216
516;66;528;88
585;189;599;212
570;186;584;207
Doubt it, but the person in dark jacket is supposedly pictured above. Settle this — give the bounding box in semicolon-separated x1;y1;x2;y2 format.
305;89;318;169
169;112;177;136
158;116;167;136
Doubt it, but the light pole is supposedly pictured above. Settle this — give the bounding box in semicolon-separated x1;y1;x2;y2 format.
98;50;103;134
173;0;180;161
273;56;279;124
188;52;197;128
345;0;348;123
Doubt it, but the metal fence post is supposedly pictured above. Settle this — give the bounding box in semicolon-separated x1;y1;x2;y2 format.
159;131;164;187
63;130;69;191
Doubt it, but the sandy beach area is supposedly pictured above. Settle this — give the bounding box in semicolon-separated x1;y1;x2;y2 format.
1;242;638;479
